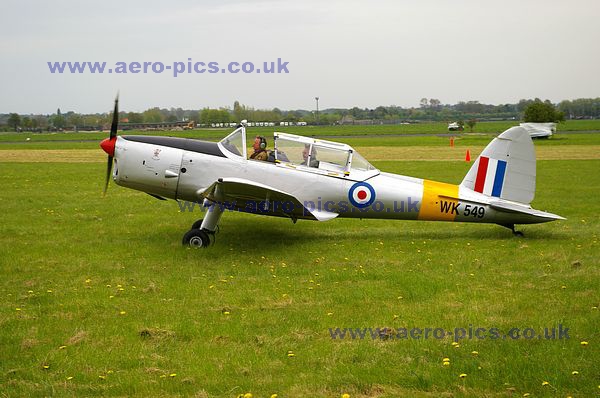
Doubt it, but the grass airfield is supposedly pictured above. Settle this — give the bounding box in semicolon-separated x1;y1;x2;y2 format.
1;123;599;397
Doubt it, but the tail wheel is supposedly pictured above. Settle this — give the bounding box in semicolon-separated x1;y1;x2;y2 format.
182;229;211;248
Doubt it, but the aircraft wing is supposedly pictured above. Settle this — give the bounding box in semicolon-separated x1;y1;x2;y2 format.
199;177;339;221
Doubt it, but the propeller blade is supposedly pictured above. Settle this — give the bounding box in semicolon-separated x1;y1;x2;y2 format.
103;94;119;195
110;95;119;139
103;155;113;196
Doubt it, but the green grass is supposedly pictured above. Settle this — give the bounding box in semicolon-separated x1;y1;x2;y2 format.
2;125;600;151
1;157;598;397
1;119;599;145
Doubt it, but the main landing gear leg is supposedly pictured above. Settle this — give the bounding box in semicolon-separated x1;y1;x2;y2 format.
182;203;224;248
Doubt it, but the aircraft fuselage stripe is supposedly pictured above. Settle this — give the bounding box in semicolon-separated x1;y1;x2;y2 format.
418;179;459;221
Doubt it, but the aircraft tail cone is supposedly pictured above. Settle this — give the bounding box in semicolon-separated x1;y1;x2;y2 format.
465;149;471;162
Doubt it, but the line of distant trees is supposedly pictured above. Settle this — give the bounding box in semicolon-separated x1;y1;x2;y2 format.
2;97;599;132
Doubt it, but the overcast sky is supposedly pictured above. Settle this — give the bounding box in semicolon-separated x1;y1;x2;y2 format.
1;0;599;114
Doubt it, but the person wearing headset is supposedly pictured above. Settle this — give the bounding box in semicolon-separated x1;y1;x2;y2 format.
249;135;269;161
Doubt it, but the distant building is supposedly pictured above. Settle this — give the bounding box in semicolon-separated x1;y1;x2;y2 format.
519;122;556;138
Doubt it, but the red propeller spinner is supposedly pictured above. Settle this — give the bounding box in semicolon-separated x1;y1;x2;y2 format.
100;136;116;157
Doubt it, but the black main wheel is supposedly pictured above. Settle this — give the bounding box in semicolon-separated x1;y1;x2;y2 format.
191;219;220;235
191;219;204;230
182;229;211;248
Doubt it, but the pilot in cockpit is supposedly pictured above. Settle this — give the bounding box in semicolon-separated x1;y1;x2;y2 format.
249;136;268;161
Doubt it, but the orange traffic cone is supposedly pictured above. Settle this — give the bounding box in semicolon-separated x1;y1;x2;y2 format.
465;149;471;162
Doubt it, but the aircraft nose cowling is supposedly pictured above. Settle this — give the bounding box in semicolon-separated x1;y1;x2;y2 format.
100;137;116;157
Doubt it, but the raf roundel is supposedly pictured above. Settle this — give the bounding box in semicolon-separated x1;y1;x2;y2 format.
348;182;376;208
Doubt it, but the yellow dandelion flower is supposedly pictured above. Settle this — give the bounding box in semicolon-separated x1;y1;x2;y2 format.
85;279;91;283
66;376;73;380
109;295;114;299
327;312;333;316
28;290;34;294
99;375;106;380
522;394;530;397
119;311;126;315
580;341;588;346
542;381;549;386
59;345;67;350
451;342;459;346
342;394;350;398
107;370;114;374
442;357;450;362
243;393;253;398
42;365;50;369
443;361;450;366
471;351;479;356
47;290;53;293
15;308;22;311
459;373;467;378
271;394;278;398
571;371;579;375
223;311;230;315
169;373;176;377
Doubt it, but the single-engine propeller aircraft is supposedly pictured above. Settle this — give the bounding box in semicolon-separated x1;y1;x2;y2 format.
100;98;564;247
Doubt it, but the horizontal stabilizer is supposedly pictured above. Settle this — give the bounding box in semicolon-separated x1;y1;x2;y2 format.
489;200;565;220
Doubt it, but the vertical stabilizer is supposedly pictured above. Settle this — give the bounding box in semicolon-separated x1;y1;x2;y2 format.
461;127;535;204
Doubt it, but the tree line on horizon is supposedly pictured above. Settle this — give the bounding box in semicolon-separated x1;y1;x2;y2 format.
2;97;598;132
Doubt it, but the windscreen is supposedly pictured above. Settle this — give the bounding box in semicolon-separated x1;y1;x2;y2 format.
219;127;244;157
